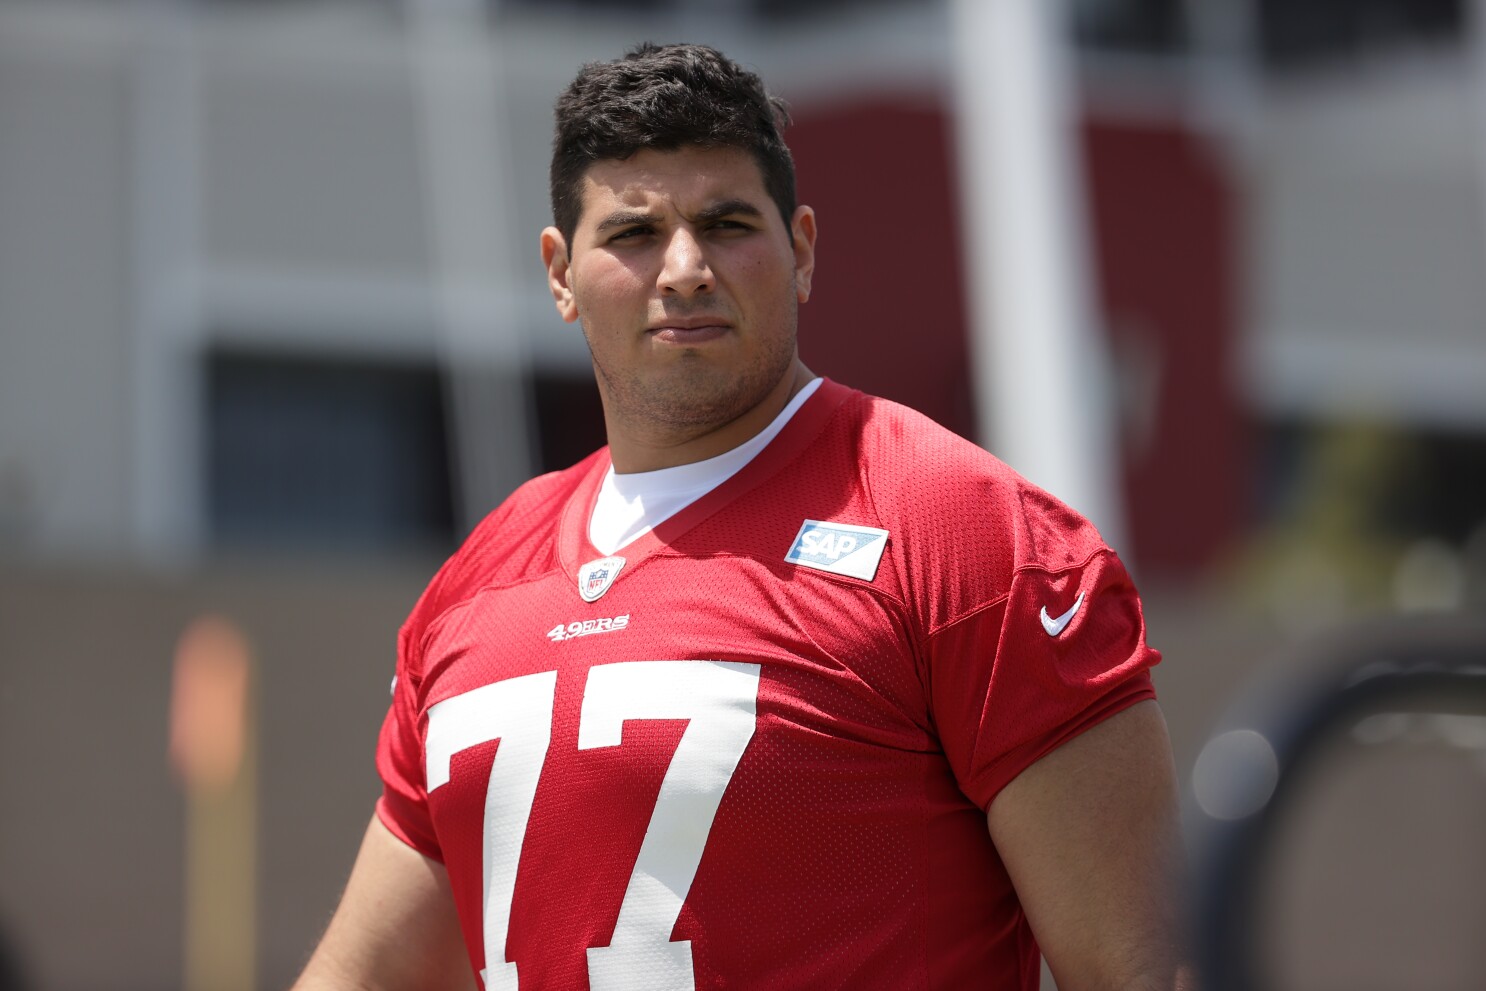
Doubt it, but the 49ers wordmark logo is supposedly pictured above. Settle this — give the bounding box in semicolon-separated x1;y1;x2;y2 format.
547;614;630;643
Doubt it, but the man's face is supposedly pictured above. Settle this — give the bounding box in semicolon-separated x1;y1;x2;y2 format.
541;145;816;457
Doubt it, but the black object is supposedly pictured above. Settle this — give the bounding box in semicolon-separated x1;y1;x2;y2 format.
1189;615;1486;991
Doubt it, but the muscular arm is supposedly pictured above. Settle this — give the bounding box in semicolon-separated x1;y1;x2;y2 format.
987;700;1195;991
292;815;474;991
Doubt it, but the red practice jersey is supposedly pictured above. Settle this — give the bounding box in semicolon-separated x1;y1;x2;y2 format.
376;379;1158;990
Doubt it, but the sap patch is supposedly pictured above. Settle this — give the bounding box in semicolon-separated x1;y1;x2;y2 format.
784;520;889;582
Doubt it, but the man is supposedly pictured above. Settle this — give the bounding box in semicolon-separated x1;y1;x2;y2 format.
295;42;1190;991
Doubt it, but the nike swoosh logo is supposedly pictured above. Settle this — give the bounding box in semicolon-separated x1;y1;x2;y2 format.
1040;592;1085;637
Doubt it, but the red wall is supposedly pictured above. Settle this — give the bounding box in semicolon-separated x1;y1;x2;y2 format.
1082;118;1249;575
788;97;978;441
788;96;1248;576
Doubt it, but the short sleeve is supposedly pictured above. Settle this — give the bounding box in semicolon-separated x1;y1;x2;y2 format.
928;547;1158;810
374;606;445;861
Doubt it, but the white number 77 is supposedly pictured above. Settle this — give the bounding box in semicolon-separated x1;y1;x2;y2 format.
426;660;762;991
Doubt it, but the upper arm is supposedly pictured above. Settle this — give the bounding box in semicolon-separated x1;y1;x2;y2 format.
293;815;474;991
986;700;1194;991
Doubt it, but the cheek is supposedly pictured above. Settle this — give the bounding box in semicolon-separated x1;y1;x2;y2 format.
751;256;801;307
578;253;650;299
572;259;650;348
756;242;800;282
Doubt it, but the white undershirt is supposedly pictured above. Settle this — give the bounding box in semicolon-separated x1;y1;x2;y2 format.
588;378;823;555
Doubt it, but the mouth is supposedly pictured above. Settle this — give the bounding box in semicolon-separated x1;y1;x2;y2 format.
646;318;732;345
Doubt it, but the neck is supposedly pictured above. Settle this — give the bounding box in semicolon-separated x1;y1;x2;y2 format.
605;361;815;473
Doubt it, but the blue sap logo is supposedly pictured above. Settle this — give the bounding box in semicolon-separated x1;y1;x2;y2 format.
785;520;889;580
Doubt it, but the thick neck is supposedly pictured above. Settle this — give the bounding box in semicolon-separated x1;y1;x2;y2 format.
603;359;815;474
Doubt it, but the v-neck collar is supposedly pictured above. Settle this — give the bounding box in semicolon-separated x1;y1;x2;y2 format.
556;379;852;593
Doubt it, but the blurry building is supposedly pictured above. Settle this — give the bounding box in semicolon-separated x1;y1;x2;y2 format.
3;0;1483;588
1;0;1484;988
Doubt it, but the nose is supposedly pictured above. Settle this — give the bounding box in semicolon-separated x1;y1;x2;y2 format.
657;228;714;298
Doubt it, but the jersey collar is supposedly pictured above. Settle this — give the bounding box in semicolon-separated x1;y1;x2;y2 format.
556;378;852;592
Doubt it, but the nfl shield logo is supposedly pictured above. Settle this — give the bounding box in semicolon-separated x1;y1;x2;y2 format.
577;555;625;602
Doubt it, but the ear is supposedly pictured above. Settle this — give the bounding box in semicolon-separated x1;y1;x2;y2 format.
540;226;580;323
790;205;817;304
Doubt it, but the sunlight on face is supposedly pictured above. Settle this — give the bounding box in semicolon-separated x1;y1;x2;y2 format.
543;145;816;467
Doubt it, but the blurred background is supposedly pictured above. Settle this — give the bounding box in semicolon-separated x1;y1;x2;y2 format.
1;0;1483;988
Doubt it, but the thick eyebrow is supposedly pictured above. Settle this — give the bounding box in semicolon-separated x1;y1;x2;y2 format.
592;199;766;235
688;199;765;225
594;210;663;234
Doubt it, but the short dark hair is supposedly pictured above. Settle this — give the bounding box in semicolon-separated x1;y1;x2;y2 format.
549;42;796;247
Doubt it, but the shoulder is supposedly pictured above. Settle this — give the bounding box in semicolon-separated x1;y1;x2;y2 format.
465;449;604;552
840;390;1101;557
399;449;605;656
830;388;1112;621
